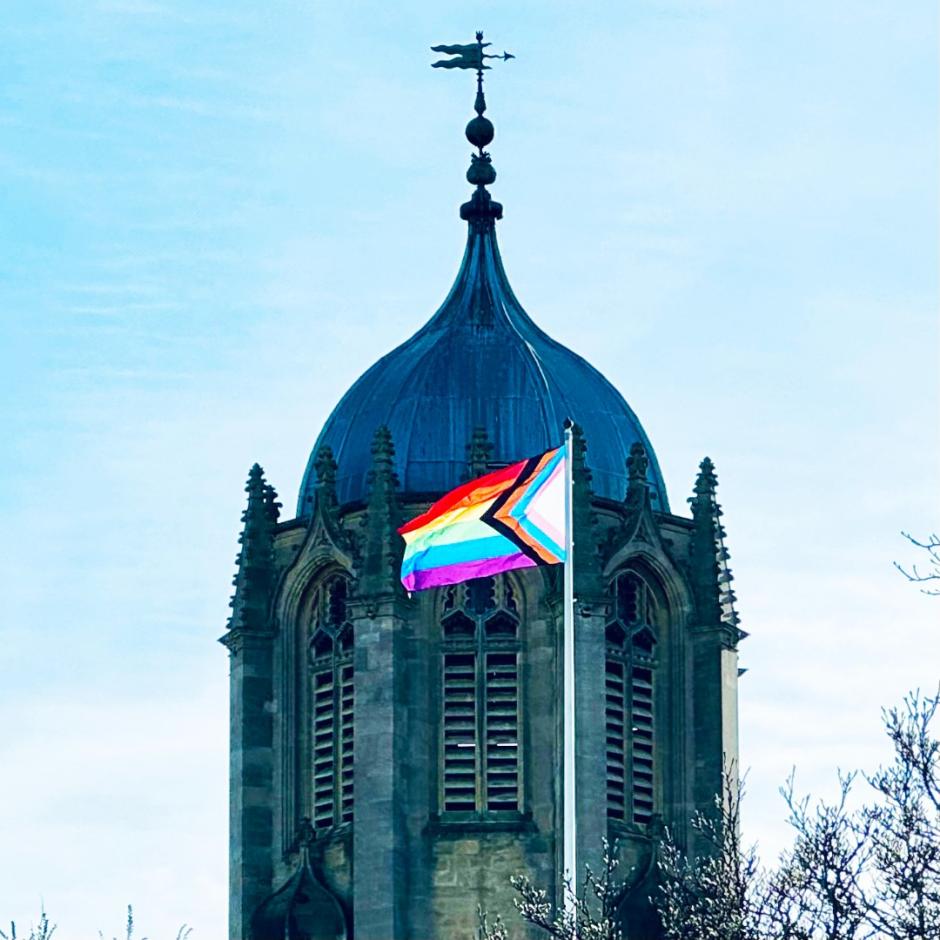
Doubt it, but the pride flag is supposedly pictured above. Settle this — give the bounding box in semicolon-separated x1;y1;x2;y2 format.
399;444;569;592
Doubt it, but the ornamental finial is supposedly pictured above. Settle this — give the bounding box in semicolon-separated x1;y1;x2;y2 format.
431;31;514;228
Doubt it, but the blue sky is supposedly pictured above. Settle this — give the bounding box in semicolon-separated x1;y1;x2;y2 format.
1;1;937;935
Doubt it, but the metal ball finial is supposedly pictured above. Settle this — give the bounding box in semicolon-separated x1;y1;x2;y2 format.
466;115;494;149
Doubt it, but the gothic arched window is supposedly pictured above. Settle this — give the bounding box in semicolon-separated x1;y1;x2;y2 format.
308;573;354;831
606;570;660;826
440;576;521;816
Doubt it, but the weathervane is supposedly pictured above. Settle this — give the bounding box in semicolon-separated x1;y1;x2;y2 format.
431;31;514;72
431;30;513;114
430;31;514;228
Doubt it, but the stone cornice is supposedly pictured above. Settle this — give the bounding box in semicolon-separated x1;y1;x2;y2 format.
218;627;277;656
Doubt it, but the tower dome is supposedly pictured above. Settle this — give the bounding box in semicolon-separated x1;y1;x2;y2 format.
297;67;669;516
297;202;668;512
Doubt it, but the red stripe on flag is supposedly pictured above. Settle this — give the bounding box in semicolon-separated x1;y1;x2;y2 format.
397;459;526;535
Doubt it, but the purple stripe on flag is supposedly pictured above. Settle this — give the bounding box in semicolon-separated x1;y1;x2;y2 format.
401;552;537;592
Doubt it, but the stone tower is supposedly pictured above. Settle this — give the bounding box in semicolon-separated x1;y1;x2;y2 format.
221;59;744;940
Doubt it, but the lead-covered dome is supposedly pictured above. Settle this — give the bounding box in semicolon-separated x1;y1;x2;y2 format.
298;187;668;515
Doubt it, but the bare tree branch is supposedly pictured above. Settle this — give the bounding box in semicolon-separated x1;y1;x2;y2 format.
768;770;874;940
0;909;55;940
0;906;190;940
894;532;940;595
478;839;631;940
864;688;940;938
657;768;766;940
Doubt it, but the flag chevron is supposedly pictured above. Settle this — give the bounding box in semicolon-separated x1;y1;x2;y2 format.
398;444;568;592
482;447;566;564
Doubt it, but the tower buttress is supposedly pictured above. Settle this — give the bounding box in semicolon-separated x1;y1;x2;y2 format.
687;458;742;836
569;426;608;883
222;464;280;940
351;427;411;940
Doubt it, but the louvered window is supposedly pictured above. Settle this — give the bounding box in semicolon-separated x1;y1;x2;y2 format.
443;650;476;810
605;653;627;820
441;578;521;815
309;574;354;831
606;571;659;826
631;664;654;822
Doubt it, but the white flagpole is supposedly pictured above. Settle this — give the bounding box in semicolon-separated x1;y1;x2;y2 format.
562;420;577;924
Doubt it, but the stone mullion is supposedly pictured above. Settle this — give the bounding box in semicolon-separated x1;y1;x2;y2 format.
574;601;607;883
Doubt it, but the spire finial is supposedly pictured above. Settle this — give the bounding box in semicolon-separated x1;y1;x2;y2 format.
226;463;278;634
431;31;514;229
359;426;403;596
688;457;742;632
311;443;341;529
626;441;650;486
569;423;604;598
693;456;718;498
626;441;650;510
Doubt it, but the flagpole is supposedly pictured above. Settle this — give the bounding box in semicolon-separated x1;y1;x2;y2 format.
562;419;577;924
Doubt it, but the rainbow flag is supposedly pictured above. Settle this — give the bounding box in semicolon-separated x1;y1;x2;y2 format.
399;445;569;592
